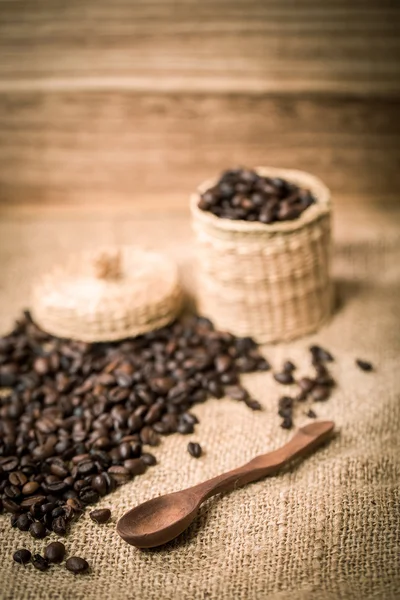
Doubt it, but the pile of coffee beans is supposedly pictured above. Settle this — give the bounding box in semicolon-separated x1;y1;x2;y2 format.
13;541;88;573
198;168;315;223
275;345;336;429
0;312;269;542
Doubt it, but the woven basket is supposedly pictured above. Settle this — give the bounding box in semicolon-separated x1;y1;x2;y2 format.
31;246;182;342
190;167;332;343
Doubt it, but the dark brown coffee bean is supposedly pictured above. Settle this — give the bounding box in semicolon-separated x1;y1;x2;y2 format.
29;521;47;539
280;415;293;429
31;554;49;571
243;398;262;411
16;513;33;531
310;345;334;363
1;457;18;472
298;377;315;393
44;541;65;563
306;409;317;419
311;385;330;402
79;488;100;504
123;458;146;476
177;421;194;435
52;515;67;535
2;498;20;514
140;426;160;446
225;385;249;401
91;474;108;497
13;548;31;564
9;471;28;487
89;508;111;524
274;372;295;385
21;494;46;508
140;453;157;466
65;556;89;574
283;360;296;372
5;484;22;499
107;466;131;485
187;442;202;458
356;359;373;372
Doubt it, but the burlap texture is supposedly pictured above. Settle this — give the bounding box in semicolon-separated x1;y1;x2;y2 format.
0;210;399;600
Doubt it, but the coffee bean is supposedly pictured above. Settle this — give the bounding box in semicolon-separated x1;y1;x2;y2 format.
65;556;89;574
311;385;330;402
307;409;317;419
177;422;194;435
274;372;295;385
107;466;130;485
79;488;100;505
298;377;315;393
31;554;50;571
13;548;31;565
16;513;33;531
29;521;47;539
283;361;296;373
310;345;334;363
1;457;19;472
123;458;146;476
141;453;157;466
2;498;20;514
21;481;40;495
187;442;202;458
356;359;373;372
9;471;27;487
280;416;293;429
44;541;65;563
244;398;262;411
52;516;67;535
198;169;315;224
89;508;111;524
225;385;249;401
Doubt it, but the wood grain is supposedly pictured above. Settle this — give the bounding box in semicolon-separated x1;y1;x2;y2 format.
0;93;398;213
0;0;399;95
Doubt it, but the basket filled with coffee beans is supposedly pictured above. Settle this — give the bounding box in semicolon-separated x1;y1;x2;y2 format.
190;167;332;343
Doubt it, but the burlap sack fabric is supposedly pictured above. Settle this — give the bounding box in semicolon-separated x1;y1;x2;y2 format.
190;168;332;343
0;211;399;600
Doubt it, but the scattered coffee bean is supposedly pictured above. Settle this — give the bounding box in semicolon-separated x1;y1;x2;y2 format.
198;168;315;224
16;513;33;531
52;516;67;535
13;548;31;565
311;385;330;402
274;372;295;385
280;416;293;430
306;409;317;419
356;359;373;372
65;556;89;574
44;541;65;563
141;453;157;466
89;508;111;524
187;442;202;458
31;554;49;571
310;345;334;363
29;521;47;539
244;398;262;411
283;361;296;373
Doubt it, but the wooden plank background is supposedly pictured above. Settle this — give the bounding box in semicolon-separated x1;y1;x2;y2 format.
0;0;399;215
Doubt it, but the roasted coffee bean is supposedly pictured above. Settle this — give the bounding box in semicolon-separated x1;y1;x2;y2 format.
52;516;67;535
31;554;49;571
123;459;146;476
141;453;157;466
225;385;249;401
298;377;315;393
9;471;28;487
356;359;373;372
307;409;317;419
16;513;33;531
280;415;293;430
29;521;47;539
311;385;330;402
282;361;296;373
187;442;202;458
21;481;40;495
65;556;89;574
177;421;194;435
2;498;20;514
44;541;66;563
198;169;315;223
274;372;295;385
244;398;262;411
79;488;100;505
1;457;19;472
107;466;131;485
90;474;108;497
310;345;334;363
13;548;31;565
89;508;111;524
21;495;46;508
5;484;22;499
140;426;160;446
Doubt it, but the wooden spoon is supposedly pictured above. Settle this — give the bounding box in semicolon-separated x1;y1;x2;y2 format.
117;420;334;549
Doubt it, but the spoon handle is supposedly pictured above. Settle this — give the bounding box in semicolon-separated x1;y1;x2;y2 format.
191;421;334;502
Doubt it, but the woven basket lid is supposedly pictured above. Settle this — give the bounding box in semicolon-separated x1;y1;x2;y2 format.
31;246;182;342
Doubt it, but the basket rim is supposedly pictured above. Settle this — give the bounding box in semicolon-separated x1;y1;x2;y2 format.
190;166;331;233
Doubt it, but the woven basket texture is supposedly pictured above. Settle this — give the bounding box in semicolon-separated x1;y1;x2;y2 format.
190;167;332;343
